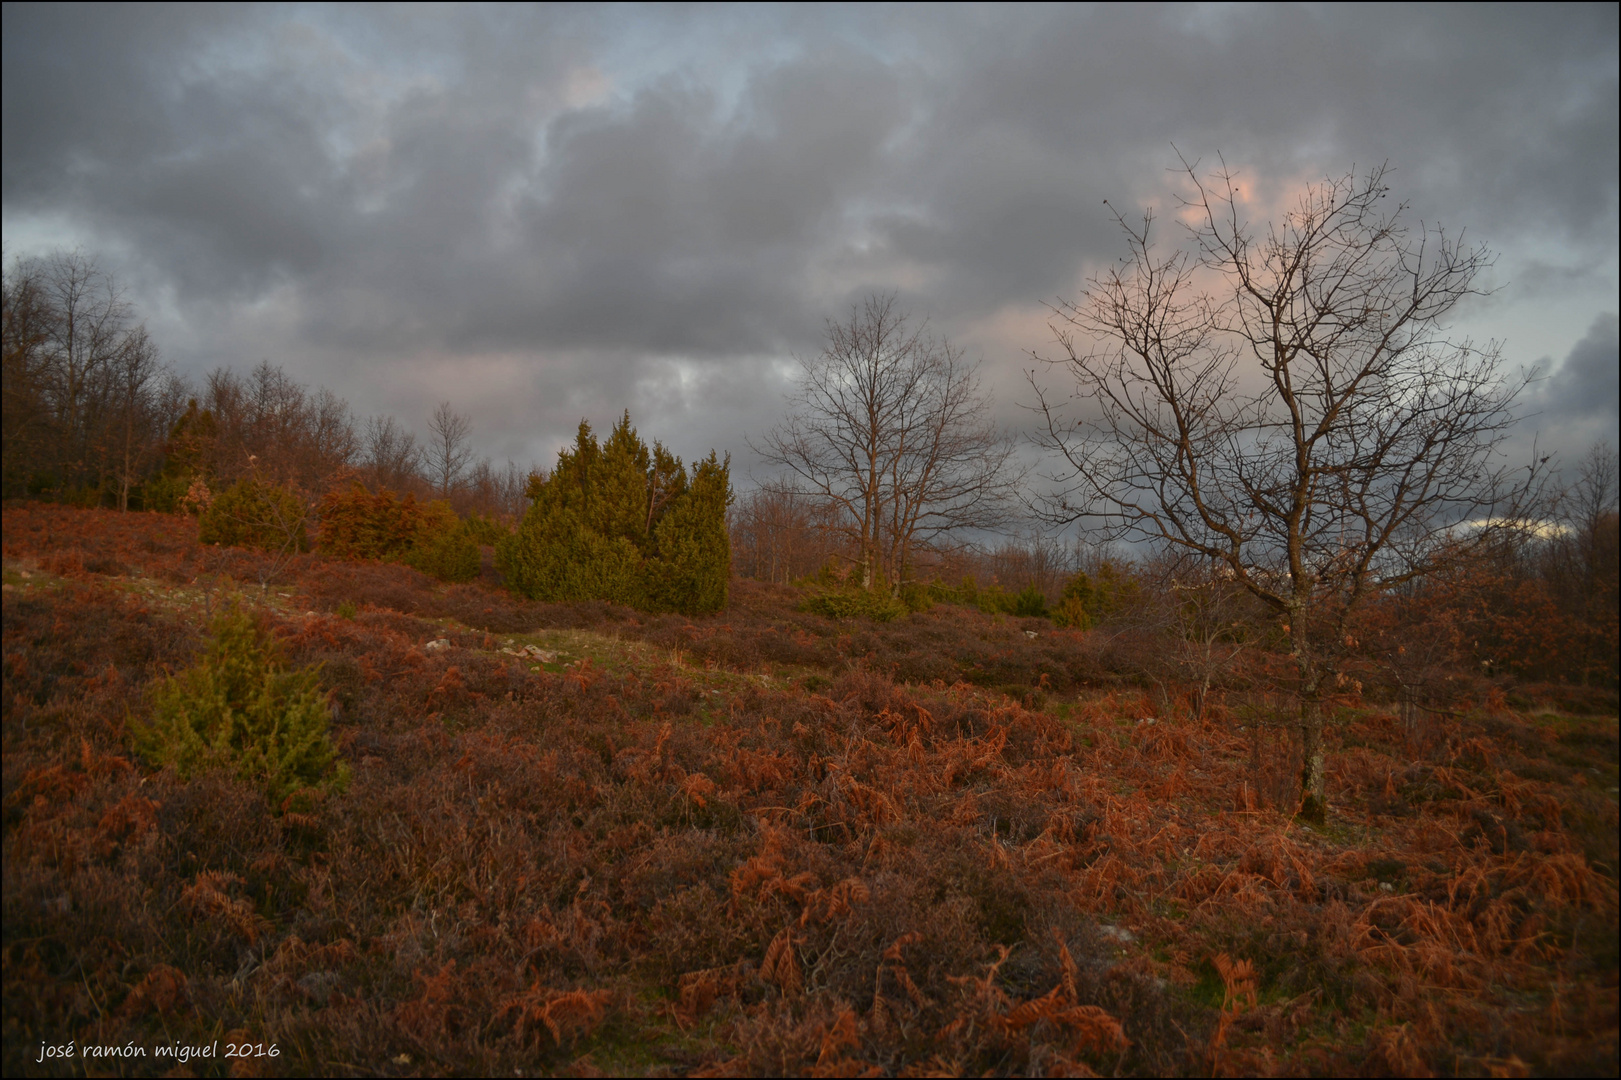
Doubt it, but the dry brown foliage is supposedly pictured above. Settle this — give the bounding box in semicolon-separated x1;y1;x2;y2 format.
3;504;1617;1076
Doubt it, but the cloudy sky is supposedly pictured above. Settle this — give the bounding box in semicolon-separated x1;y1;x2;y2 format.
4;3;1616;495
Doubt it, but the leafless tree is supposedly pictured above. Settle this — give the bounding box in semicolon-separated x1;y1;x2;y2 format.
41;253;134;491
2;258;54;496
426;401;473;499
984;529;1071;600
1031;157;1541;821
201;362;357;491
1;251;172;503
1569;441;1618;539
755;294;1020;593
1155;557;1259;724
1541;441;1621;684
361;414;422;493
462;456;536;520
731;484;840;584
306;387;359;486
108;326;163;511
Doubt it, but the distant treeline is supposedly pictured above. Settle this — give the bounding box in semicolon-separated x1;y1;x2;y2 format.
4;251;1616;678
1;252;735;615
2;253;530;518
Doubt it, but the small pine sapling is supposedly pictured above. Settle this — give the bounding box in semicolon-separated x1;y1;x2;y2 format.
132;605;349;804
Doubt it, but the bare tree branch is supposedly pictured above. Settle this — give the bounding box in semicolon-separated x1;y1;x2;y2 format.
1032;158;1544;819
426;401;473;499
754;294;1021;592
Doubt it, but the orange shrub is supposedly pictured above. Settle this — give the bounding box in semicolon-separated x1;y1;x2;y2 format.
317;483;425;562
317;483;479;583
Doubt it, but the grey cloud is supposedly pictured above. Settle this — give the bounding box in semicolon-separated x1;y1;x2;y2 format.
3;4;1616;483
1535;313;1620;425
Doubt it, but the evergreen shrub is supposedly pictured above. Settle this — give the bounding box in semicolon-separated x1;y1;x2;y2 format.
146;400;220;514
199;477;309;553
462;513;510;546
797;587;908;622
497;413;732;615
1052;562;1140;629
401;500;481;583
132;606;348;804
1009;583;1049;618
898;580;934;613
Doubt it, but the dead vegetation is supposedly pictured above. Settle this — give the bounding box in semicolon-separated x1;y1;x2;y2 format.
3;505;1617;1076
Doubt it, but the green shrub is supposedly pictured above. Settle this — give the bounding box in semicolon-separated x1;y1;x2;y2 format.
148;399;220;514
200;477;309;553
132;606;348;804
498;413;732;615
140;471;189;514
975;583;1014;614
1009;583;1049;618
462;513;510;546
402;501;481;583
927;576;980;607
797;587;907;622
898;580;934;613
646;452;732;614
1052;562;1140;629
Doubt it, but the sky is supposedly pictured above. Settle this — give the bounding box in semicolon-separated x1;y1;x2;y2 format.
3;3;1617;506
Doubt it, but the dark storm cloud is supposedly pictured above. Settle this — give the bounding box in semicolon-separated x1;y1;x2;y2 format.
3;3;1616;473
1530;313;1621;439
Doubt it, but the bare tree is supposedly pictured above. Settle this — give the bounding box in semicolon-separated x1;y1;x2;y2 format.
755;294;1019;593
462;456;537;520
0;252;179;503
1543;441;1621;684
2;258;53;496
1569;441;1618;540
108;326;163;511
1032;158;1540;821
42;253;133;493
361;414;422;493
426;401;473;499
731;484;839;584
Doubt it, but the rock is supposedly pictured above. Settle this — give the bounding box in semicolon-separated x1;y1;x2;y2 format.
424;638;451;652
1024;630;1039;639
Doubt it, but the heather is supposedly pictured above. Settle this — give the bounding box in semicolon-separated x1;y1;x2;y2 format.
3;504;1616;1077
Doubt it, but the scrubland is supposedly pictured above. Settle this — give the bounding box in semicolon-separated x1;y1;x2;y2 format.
3;505;1616;1077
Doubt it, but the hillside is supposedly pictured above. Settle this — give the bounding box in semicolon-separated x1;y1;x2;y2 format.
3;505;1617;1077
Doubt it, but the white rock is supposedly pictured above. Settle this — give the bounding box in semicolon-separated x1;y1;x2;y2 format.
424;638;451;652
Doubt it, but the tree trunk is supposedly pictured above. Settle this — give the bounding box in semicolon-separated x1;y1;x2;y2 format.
1297;695;1327;823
